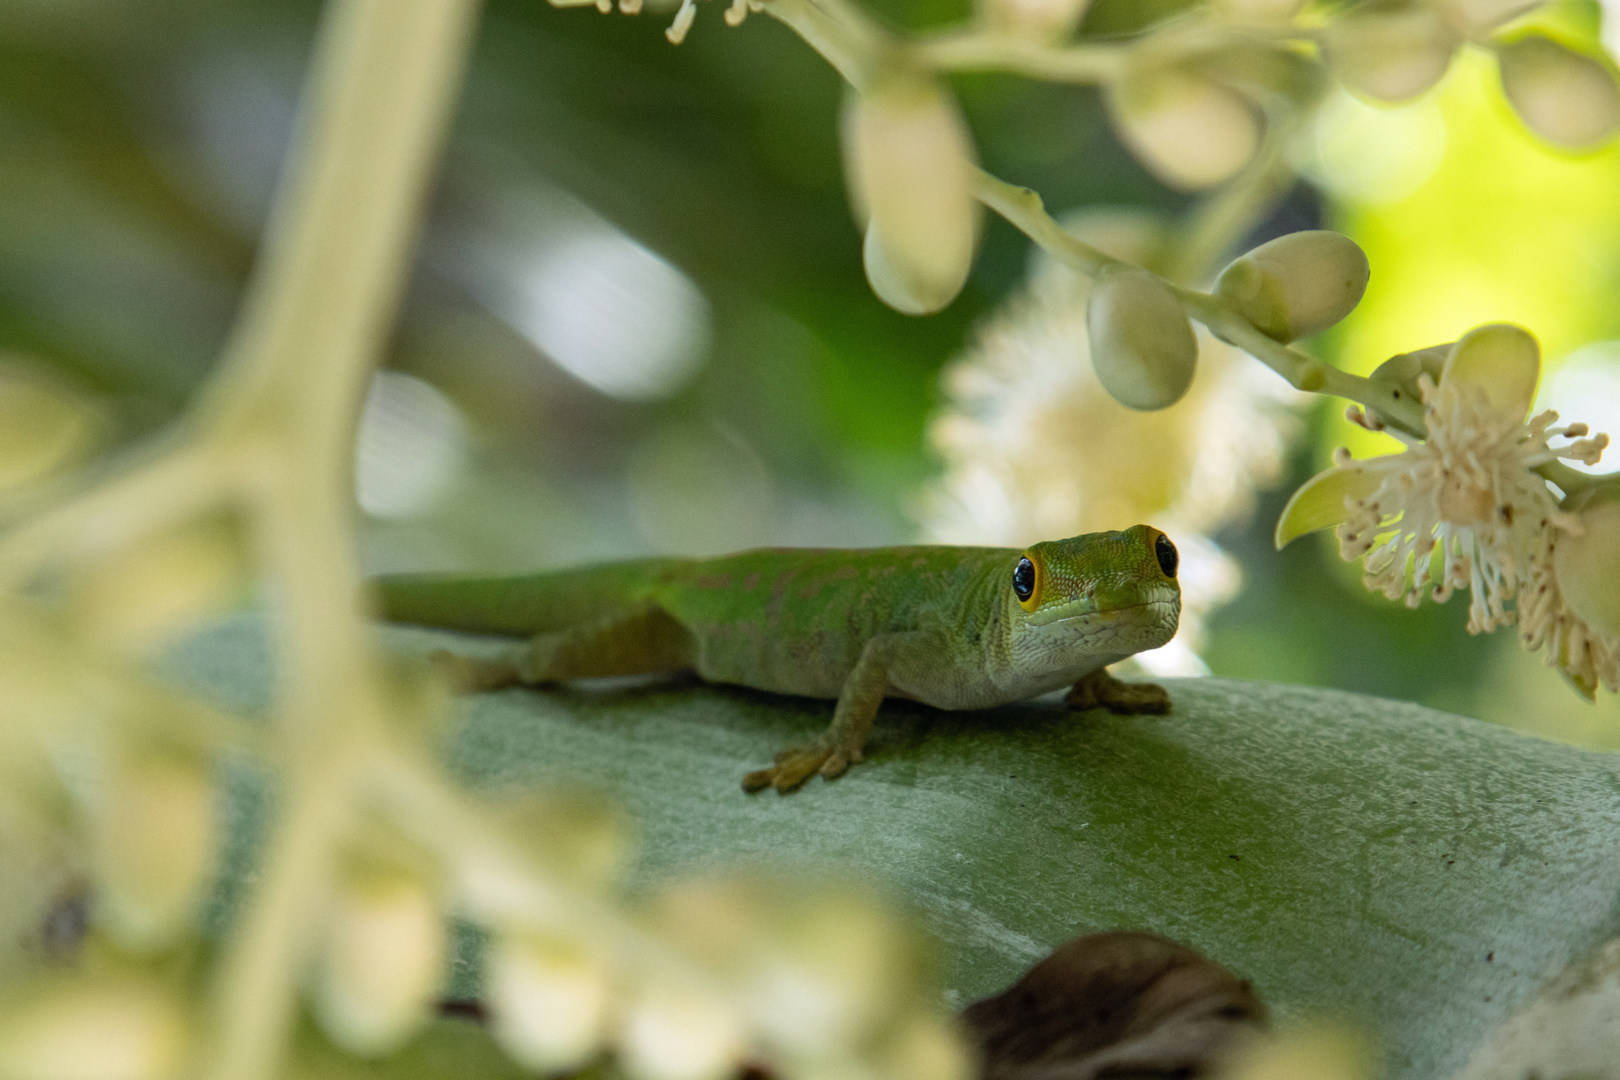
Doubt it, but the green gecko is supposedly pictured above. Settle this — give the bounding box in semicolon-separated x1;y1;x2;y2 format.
372;525;1182;793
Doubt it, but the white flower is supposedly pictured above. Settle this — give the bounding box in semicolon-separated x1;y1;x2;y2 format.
1520;537;1620;698
1333;379;1591;632
1522;488;1620;698
546;0;764;43
918;211;1301;672
1277;323;1615;694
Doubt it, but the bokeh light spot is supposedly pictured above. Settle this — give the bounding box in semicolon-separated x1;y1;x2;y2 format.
506;227;711;402
1302;89;1447;207
355;372;469;519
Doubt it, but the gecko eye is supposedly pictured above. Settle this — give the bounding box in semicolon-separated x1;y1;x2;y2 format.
1012;556;1036;602
1155;533;1179;578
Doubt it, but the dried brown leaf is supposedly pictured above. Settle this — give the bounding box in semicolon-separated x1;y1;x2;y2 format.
961;930;1266;1080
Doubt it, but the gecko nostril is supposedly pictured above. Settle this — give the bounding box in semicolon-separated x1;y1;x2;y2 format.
1154;533;1178;579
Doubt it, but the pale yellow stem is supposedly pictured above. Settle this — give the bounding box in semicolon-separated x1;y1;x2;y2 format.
199;3;481;1080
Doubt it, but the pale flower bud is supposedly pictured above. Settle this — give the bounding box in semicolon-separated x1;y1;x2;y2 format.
745;891;908;1055
92;752;217;952
618;984;744;1080
978;0;1090;41
1106;68;1261;190
1227;1026;1368;1080
1324;2;1459;103
312;867;446;1057
487;935;611;1073
878;1012;972;1080
1496;35;1620;151
843;77;981;315
1214;231;1370;343
1434;0;1542;36
1554;488;1620;638
1086;268;1198;410
0;979;187;1080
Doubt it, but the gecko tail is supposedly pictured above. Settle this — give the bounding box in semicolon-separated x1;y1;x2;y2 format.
370;559;683;637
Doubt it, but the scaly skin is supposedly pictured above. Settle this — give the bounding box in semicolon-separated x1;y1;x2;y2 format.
373;525;1182;793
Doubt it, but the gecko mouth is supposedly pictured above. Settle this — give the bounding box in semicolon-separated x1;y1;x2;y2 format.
1029;592;1179;628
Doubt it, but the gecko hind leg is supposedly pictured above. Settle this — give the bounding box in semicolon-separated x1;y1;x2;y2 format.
1064;666;1171;715
431;603;696;691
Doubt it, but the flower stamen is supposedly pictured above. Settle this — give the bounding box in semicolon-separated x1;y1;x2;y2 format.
1332;376;1605;644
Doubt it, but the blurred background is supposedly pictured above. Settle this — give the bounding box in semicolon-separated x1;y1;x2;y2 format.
4;0;1620;745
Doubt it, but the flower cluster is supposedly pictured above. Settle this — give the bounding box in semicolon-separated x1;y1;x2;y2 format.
1277;324;1618;698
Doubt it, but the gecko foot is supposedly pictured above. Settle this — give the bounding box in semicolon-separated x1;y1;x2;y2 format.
1065;668;1171;715
741;742;863;794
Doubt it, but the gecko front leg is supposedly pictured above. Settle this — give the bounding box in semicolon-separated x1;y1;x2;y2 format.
1064;666;1171;715
742;632;930;795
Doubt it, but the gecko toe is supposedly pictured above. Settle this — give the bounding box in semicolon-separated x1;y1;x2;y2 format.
772;747;829;792
819;751;854;780
1104;682;1171;715
1066;669;1172;716
740;745;832;794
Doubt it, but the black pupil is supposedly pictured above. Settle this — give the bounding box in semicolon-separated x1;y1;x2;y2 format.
1013;557;1035;601
1155;533;1178;578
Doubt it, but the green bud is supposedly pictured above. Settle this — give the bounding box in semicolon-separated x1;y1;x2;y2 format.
312;866;446;1057
92;751;217;952
1106;68;1261;191
1324;1;1459;104
0;979;187;1080
1370;343;1450;401
1086;268;1198;411
1497;34;1620;151
1366;342;1450;432
1554;486;1620;639
843;75;981;315
488;935;610;1074
1215;231;1370;343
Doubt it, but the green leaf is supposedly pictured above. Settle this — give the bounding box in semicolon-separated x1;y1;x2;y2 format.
1274;465;1380;549
170;618;1620;1080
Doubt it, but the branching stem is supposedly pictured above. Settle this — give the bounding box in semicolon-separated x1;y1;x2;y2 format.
972;168;1431;435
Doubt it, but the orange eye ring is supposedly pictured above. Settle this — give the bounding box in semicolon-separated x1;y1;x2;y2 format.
1013;552;1042;612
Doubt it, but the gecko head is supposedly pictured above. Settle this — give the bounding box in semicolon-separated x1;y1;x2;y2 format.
1005;525;1182;661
